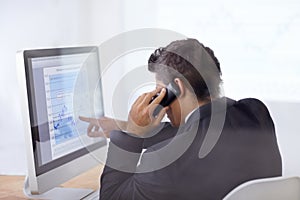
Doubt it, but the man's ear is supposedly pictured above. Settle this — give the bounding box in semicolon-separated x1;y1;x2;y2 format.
174;78;185;98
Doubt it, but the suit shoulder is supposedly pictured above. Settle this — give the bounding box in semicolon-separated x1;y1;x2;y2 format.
236;98;269;114
233;98;274;128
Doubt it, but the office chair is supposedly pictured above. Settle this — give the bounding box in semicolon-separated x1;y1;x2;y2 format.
223;176;300;200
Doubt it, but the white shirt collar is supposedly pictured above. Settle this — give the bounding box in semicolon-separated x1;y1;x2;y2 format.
184;107;199;124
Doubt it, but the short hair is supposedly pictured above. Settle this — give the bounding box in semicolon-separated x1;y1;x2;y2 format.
148;38;222;100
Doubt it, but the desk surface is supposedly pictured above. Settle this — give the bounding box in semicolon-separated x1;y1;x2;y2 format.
0;165;103;200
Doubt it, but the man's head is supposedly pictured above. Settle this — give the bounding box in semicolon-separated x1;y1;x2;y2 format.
148;38;222;127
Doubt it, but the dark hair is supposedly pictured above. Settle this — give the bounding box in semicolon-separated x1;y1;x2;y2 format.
148;38;222;100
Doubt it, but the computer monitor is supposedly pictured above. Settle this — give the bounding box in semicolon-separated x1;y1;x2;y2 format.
16;46;107;199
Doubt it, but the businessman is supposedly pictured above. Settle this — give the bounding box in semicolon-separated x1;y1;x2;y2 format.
80;38;282;199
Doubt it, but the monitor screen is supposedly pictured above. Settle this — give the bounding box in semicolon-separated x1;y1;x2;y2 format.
23;46;106;176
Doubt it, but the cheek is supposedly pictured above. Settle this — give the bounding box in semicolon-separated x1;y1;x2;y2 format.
166;108;176;126
173;114;181;127
168;102;181;127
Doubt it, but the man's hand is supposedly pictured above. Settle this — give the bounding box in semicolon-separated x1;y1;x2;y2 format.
127;88;168;137
79;116;127;138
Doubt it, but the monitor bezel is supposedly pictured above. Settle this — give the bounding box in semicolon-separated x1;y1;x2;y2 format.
17;46;107;194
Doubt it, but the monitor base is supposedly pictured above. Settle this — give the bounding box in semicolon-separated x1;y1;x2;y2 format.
24;176;94;200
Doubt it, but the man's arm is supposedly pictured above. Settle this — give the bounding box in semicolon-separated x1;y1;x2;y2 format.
100;129;180;199
80;115;176;148
99;130;144;199
100;88;169;199
142;122;177;148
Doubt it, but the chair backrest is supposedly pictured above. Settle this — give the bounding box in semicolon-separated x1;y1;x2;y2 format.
223;176;300;200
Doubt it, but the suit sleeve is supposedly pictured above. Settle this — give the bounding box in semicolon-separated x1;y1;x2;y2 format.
142;122;177;148
99;130;144;199
100;124;177;200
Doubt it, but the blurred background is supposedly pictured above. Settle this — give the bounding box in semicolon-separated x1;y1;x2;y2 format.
0;0;299;176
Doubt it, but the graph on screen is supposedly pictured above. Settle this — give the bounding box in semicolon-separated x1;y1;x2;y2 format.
44;65;94;159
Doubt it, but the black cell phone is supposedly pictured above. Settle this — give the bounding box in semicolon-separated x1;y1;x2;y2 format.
150;82;181;116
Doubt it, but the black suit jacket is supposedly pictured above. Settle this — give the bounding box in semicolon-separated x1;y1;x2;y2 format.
99;97;282;200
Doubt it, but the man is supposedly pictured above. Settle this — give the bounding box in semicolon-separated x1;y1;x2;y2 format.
80;38;282;199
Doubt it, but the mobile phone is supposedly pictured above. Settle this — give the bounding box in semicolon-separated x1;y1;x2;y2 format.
150;82;181;116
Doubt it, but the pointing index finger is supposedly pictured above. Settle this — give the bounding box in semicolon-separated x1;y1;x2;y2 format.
79;116;99;125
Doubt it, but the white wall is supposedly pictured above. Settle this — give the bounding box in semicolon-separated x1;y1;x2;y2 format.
0;0;124;175
266;101;300;177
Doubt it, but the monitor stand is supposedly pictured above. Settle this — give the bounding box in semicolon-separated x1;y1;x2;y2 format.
23;176;96;200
